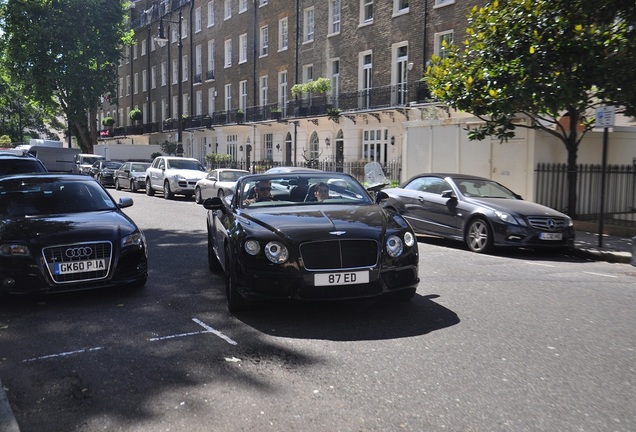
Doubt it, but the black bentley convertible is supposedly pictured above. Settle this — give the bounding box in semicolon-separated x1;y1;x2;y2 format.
203;171;420;311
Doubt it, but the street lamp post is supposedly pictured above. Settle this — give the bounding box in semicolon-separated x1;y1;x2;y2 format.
155;10;183;156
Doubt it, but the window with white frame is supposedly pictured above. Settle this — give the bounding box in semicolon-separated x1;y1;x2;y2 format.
330;0;341;34
239;33;247;63
434;30;454;59
239;80;247;110
172;95;178;118
161;98;167;120
309;132;319;161
133;44;138;60
207;1;215;27
279;17;288;51
196;90;203;115
142;70;147;92
362;129;388;163
259;0;268;5
224;39;232;67
263;133;273;161
394;0;409;14
119;78;124;97
224;83;232;111
143;103;147;123
208;40;215;79
171;26;177;43
434;0;455;6
361;0;373;23
151;66;157;89
151;100;156;122
303;8;314;43
278;71;288;115
181;19;188;39
301;64;313;101
151;37;156;52
260;76;268;107
239;0;247;13
141;40;147;56
224;0;231;20
394;43;408;105
359;52;372;109
183;54;189;82
182;92;189;116
226;134;238;161
134;73;138;94
208;88;216;115
126;75;131;95
196;45;202;81
172;59;178;84
330;59;340;107
260;26;269;57
161;62;167;86
195;7;202;32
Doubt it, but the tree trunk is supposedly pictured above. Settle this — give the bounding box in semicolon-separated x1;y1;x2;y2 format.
564;109;579;219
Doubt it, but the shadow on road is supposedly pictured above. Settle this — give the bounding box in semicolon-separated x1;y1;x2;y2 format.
233;293;460;342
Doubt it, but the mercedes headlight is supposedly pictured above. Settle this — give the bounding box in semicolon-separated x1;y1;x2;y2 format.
495;211;525;226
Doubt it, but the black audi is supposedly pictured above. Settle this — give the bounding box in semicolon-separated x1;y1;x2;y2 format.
0;173;148;295
203;170;420;312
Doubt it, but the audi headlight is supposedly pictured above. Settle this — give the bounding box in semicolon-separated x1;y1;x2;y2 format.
122;231;145;248
495;211;524;226
0;244;31;257
244;239;261;256
264;241;288;264
386;235;404;257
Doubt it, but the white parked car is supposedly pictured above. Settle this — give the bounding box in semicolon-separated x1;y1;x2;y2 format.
145;156;207;200
195;168;249;204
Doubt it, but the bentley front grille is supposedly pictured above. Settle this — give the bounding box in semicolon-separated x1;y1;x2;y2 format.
300;239;378;270
42;242;112;284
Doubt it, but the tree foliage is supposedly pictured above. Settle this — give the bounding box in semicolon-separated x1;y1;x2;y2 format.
1;0;133;153
424;0;636;217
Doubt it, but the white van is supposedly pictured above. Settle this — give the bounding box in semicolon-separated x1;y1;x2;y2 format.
73;153;106;174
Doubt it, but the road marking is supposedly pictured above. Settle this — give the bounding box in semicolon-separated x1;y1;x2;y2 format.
149;330;210;341
192;318;238;345
22;347;104;363
583;271;618;279
525;262;555;267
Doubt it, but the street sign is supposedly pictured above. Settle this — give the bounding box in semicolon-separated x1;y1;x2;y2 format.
595;106;615;128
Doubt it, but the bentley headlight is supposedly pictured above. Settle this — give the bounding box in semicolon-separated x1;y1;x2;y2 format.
386;235;404;257
264;241;289;264
0;244;31;257
122;231;144;248
244;239;261;256
404;231;415;247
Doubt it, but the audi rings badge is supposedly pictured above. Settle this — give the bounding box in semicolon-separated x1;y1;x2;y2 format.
65;247;93;258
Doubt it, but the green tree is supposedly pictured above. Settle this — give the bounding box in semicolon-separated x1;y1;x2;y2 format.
424;0;636;218
160;140;179;156
2;0;133;153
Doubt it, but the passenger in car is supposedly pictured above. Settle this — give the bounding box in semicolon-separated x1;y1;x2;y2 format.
314;182;330;201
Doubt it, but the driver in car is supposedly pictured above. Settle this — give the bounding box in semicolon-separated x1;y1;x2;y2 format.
243;180;276;205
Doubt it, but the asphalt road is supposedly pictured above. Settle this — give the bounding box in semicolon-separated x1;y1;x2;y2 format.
1;189;635;432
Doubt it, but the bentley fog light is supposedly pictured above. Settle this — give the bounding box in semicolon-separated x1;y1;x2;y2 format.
244;240;261;256
386;235;404;257
404;232;415;247
265;241;289;264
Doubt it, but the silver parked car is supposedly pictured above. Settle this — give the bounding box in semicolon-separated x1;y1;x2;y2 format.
195;168;249;203
114;161;151;192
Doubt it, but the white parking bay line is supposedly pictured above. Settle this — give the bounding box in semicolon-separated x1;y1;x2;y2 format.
192;318;238;346
148;318;238;346
583;271;618;279
22;347;104;363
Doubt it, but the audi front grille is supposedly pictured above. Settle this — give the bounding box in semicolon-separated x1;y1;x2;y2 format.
300;239;378;270
42;241;112;284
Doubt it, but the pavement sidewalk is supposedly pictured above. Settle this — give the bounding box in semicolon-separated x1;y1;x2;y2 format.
0;229;633;432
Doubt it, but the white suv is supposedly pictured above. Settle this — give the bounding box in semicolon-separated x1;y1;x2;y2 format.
145;156;207;200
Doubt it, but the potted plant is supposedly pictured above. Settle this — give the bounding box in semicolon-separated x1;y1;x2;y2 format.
129;108;142;122
326;107;342;122
235;109;244;123
215;111;227;124
102;116;115;127
270;108;282;120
